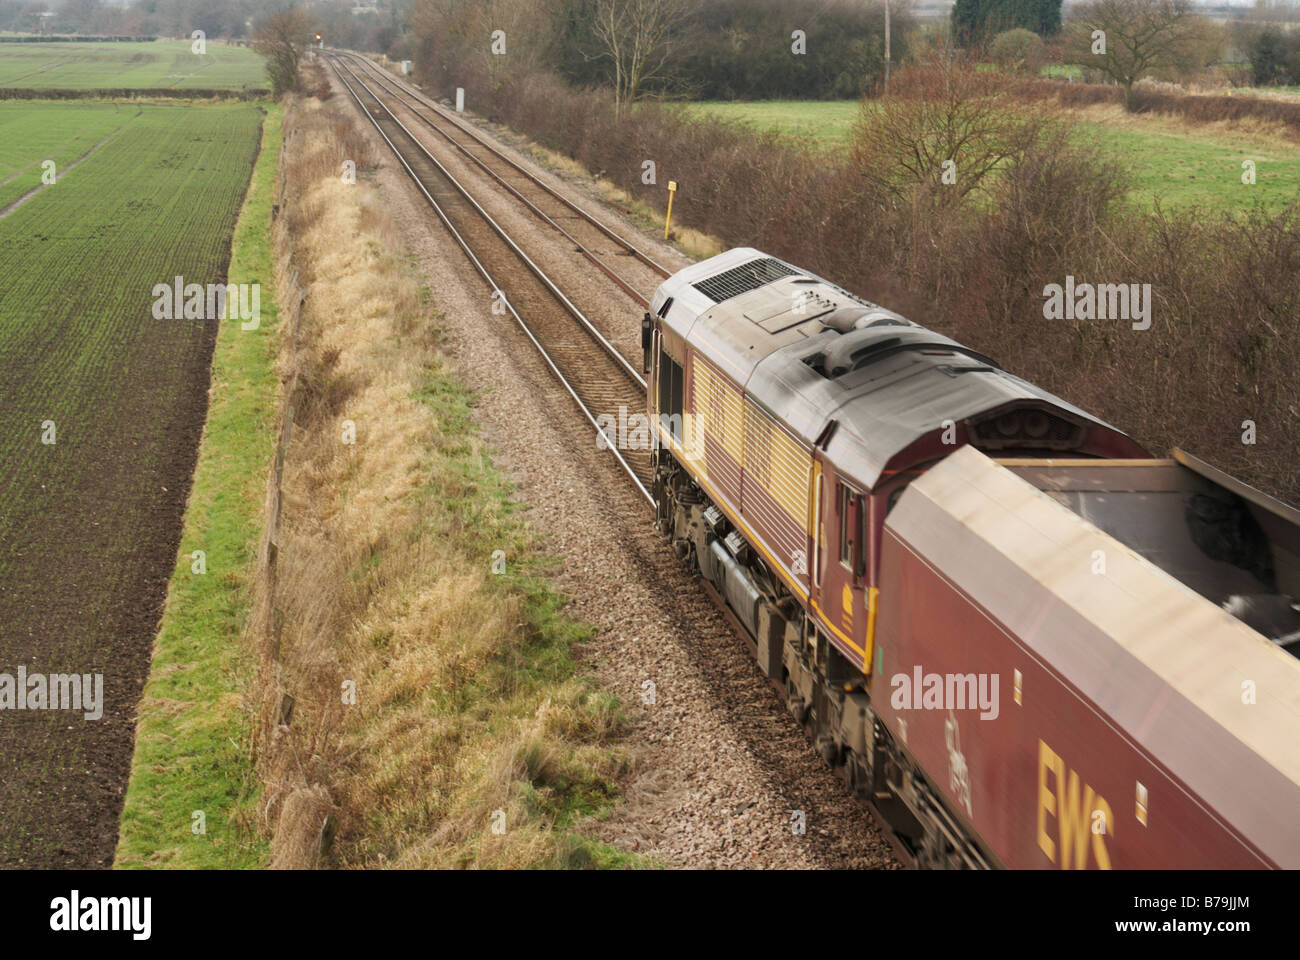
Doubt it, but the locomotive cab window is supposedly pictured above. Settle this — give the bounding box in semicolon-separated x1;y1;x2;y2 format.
857;495;869;579
658;349;684;442
839;483;862;574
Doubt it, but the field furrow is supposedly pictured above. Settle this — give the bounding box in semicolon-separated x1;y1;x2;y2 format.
0;101;264;868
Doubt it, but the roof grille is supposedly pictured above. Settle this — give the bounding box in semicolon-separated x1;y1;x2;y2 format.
692;258;797;303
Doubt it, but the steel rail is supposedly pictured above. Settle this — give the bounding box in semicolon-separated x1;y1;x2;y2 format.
328;55;653;505
340;52;655;308
336;51;672;280
332;56;645;389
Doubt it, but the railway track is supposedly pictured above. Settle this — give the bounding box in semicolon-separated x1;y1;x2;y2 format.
334;51;671;308
326;51;906;867
327;52;654;501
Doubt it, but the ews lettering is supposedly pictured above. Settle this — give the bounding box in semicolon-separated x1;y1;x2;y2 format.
1037;739;1113;869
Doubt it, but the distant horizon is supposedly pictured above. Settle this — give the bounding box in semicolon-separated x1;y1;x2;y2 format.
24;0;1300;16
914;0;1295;6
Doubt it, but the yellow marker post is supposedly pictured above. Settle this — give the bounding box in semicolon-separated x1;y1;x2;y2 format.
664;180;678;240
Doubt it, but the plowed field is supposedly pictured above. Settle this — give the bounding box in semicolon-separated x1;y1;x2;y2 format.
0;100;264;867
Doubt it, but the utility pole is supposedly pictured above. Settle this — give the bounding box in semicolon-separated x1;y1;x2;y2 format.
884;0;891;91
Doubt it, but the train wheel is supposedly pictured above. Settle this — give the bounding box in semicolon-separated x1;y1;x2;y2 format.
785;677;809;725
845;751;871;801
815;732;838;766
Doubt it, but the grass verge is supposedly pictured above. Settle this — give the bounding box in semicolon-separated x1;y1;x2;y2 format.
250;90;642;869
114;104;282;869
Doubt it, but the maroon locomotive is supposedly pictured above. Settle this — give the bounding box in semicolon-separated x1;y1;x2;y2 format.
646;248;1300;868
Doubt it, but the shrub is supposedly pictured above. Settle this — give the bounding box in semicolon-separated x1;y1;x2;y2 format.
1244;27;1300;87
991;28;1048;73
850;56;1051;207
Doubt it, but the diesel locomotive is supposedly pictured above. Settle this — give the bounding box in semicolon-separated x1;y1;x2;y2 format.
644;248;1300;869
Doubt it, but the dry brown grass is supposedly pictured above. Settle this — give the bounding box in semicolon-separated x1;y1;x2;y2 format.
249;86;631;869
488;135;723;262
1048;99;1300;147
1007;75;1300;141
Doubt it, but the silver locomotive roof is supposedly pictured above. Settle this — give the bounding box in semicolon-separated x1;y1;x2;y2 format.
651;248;1145;488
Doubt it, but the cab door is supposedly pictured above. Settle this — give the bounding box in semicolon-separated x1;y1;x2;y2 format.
815;465;868;667
808;458;825;602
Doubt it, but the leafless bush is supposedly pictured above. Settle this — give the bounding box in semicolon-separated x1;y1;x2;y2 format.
254;8;314;98
850;55;1053;207
1004;76;1300;138
1129;87;1300;133
421;51;1300;502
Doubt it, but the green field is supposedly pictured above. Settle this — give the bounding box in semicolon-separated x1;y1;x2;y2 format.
1042;64;1083;80
0;99;265;866
1084;122;1300;211
0;40;265;89
686;100;862;151
0;100;139;208
116;105;280;870
1243;85;1300;98
685;99;1300;212
0;101;264;532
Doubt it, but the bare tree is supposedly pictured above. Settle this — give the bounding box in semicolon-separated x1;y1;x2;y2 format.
1063;0;1208;107
591;0;689;113
851;53;1050;207
254;8;314;97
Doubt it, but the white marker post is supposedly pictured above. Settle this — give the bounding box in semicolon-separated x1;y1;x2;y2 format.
456;88;465;113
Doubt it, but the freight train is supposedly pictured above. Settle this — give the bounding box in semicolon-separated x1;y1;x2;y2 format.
644;248;1300;869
